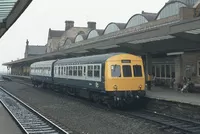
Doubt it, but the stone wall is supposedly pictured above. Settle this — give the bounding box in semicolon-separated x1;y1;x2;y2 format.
46;37;61;53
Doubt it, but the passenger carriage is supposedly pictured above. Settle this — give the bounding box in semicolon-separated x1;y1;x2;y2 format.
30;53;146;107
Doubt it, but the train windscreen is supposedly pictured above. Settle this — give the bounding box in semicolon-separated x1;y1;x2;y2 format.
133;65;142;77
122;65;132;77
111;65;121;77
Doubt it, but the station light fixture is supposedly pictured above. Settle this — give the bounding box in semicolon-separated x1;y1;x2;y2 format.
129;35;175;44
96;45;119;50
167;52;184;56
185;29;200;34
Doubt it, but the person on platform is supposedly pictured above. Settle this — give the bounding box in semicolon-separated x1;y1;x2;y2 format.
147;74;152;90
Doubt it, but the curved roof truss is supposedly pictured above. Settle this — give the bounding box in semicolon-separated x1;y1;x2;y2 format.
156;1;187;20
126;14;149;28
103;22;126;35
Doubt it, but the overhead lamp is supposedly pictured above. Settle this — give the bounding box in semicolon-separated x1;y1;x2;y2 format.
96;45;119;50
167;52;184;56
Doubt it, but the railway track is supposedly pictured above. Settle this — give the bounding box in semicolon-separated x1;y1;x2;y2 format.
120;110;200;134
0;86;70;134
3;77;200;134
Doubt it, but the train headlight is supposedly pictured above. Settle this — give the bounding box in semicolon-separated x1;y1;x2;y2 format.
139;85;142;90
113;85;118;90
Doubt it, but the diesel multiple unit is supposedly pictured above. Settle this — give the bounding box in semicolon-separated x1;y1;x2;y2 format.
30;53;146;107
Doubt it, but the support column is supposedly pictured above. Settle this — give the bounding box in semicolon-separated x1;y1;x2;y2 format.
174;55;183;88
145;53;153;90
11;66;14;75
145;53;152;81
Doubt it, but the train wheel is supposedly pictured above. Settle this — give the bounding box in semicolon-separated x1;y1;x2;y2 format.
91;93;101;104
42;83;47;89
67;88;76;96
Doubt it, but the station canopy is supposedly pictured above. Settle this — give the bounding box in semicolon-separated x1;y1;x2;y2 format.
0;0;32;38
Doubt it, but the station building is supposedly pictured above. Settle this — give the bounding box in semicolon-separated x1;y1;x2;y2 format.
3;0;200;89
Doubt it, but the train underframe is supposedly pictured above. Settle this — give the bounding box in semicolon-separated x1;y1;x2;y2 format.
31;79;146;108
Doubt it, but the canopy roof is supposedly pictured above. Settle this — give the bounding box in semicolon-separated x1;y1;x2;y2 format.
0;0;32;38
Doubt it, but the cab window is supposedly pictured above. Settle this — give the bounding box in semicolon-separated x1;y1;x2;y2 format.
111;65;121;77
122;65;132;77
133;65;142;77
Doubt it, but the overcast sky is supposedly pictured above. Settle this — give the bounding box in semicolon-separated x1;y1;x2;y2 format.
0;0;168;72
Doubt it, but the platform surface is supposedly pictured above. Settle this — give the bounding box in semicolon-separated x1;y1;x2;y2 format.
0;103;23;134
0;74;23;134
146;86;200;106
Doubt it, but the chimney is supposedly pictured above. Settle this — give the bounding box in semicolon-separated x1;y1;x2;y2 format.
65;20;74;31
87;21;96;29
26;39;29;46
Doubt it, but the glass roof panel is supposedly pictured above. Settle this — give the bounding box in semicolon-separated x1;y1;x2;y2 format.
0;0;18;22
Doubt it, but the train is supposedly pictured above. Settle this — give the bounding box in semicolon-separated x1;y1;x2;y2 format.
30;53;146;107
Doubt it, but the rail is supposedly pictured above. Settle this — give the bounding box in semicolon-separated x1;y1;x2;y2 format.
0;86;70;134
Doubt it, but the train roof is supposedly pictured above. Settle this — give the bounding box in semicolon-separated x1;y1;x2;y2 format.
55;53;125;65
30;60;56;67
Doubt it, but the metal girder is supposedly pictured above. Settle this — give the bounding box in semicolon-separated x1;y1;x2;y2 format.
142;38;200;53
0;0;32;38
172;32;200;43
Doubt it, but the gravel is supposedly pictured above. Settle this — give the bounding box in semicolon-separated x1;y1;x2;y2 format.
146;98;200;123
0;80;169;134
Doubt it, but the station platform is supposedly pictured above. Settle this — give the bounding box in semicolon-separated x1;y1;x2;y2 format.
0;103;23;134
146;86;200;106
0;75;22;134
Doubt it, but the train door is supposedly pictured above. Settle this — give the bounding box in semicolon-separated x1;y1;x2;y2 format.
83;65;87;80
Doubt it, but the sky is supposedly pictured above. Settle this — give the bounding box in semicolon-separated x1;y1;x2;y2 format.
0;0;168;72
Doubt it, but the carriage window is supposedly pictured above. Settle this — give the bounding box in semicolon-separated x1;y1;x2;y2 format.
64;67;66;75
123;65;132;77
73;66;77;76
58;67;60;75
94;65;100;78
133;65;142;77
61;67;63;75
111;65;121;77
87;65;93;77
69;66;72;76
66;66;69;75
78;66;82;76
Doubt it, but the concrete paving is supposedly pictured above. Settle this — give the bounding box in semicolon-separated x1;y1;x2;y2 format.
0;103;23;134
146;86;200;106
0;75;23;134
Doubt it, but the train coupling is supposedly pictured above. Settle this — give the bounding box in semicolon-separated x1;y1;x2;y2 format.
135;95;140;99
114;96;121;101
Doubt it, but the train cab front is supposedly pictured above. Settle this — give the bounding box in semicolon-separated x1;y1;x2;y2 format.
105;54;146;105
